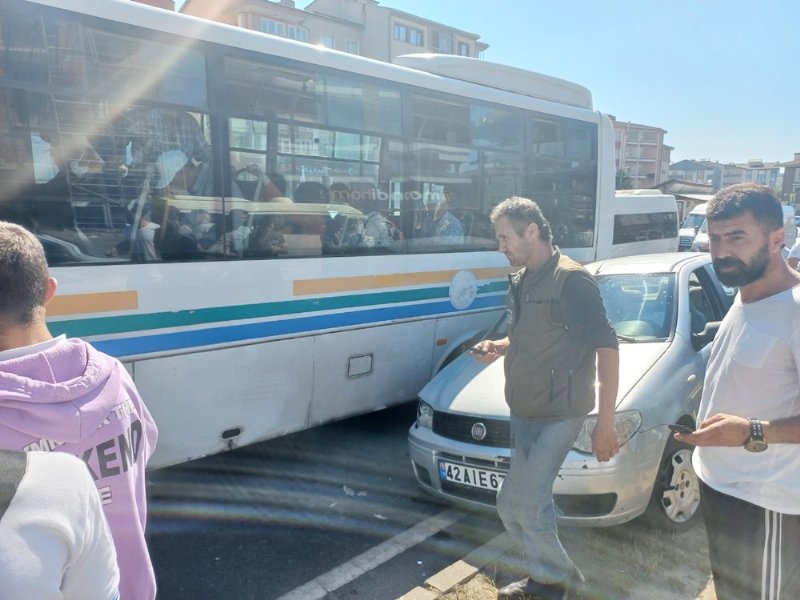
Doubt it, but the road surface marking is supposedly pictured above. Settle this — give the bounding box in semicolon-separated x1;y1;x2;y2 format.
275;508;463;600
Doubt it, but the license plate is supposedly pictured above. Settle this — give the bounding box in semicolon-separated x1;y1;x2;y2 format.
438;460;505;491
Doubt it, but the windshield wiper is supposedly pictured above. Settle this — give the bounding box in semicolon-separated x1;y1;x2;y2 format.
616;333;639;343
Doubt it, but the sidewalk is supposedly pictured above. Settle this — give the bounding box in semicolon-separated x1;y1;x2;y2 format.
399;523;716;600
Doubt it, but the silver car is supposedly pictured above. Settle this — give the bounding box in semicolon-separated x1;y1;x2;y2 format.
408;253;735;531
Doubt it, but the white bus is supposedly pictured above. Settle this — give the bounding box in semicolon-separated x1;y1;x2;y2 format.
0;0;617;467
601;190;679;258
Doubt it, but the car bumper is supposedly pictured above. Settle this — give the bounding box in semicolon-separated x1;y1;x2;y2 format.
408;422;663;527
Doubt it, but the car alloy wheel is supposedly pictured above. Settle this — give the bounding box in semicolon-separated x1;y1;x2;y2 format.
645;443;701;532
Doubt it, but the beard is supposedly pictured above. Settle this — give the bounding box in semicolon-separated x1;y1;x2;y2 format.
712;243;769;287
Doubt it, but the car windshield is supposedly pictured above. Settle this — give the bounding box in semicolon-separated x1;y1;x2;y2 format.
699;218;708;233
596;273;676;342
681;213;705;230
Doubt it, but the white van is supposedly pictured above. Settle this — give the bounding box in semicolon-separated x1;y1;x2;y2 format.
598;190;679;259
692;204;797;253
678;202;707;250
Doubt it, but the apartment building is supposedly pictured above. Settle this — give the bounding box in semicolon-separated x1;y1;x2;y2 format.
610;117;671;189
780;153;800;203
669;159;782;193
736;159;782;188
179;0;488;62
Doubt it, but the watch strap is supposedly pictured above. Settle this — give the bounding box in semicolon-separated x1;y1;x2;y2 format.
748;417;764;442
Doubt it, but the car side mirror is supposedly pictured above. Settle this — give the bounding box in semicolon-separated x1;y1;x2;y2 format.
691;321;721;350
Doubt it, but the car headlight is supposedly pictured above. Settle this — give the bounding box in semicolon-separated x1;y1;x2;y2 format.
416;400;434;429
571;410;643;454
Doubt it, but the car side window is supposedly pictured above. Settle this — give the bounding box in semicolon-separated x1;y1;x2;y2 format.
687;269;719;334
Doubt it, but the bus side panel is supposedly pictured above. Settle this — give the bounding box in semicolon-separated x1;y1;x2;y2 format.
134;336;315;469
308;320;435;427
431;310;505;373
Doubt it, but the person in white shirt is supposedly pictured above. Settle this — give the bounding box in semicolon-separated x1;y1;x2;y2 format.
675;183;800;600
0;450;120;600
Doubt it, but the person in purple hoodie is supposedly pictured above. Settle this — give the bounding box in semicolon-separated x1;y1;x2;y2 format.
0;221;158;600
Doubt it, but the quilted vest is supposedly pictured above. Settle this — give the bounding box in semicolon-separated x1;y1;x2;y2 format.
504;250;596;419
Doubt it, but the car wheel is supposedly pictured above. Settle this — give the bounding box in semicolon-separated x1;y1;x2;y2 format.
643;440;701;532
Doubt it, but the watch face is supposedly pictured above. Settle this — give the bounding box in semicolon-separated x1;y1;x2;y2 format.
744;439;768;453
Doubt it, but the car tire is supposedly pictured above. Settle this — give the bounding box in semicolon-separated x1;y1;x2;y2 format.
643;439;701;532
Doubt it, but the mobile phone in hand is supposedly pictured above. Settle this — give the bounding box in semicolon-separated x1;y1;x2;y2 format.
668;423;694;434
469;346;488;355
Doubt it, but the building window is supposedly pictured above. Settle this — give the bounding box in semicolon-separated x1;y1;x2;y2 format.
344;40;360;55
432;30;453;53
261;19;285;36
457;42;470;56
260;19;308;42
287;25;309;42
394;23;424;46
321;34;335;49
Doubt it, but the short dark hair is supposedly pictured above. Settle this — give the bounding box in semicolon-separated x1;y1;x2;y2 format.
0;222;49;326
490;196;552;242
707;183;783;232
293;181;329;204
329;182;351;204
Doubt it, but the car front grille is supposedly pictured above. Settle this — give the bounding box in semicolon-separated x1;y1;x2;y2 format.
679;235;694;249
433;411;511;447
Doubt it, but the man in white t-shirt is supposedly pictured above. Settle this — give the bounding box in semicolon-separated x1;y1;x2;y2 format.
674;183;800;599
0;450;119;599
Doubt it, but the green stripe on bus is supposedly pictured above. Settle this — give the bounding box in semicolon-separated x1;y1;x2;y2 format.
49;281;508;338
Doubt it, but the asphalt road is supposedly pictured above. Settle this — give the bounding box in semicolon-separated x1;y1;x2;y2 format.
146;402;504;599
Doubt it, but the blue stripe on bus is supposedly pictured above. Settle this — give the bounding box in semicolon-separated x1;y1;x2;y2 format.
94;295;504;357
49;281;510;339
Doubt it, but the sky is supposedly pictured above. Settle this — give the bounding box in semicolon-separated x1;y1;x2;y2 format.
182;0;800;165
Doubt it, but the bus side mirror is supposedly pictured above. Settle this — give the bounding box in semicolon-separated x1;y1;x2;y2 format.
691;321;721;351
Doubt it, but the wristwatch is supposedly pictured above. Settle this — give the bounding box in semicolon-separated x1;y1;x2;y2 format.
744;417;768;453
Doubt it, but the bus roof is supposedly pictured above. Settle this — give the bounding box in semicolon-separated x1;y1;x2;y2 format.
393;54;593;109
27;0;597;118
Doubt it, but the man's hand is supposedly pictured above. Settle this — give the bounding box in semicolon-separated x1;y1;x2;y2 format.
592;418;619;462
675;413;750;447
469;339;507;364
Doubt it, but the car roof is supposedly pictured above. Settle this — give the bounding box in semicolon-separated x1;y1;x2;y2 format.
586;252;711;275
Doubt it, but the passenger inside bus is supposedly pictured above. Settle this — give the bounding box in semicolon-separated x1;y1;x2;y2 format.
248;216;287;256
154;150;244;199
293;181;330;204
226;208;252;257
235;164;292;203
417;191;464;245
159;206;199;260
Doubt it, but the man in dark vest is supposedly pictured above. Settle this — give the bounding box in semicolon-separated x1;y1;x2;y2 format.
472;197;620;600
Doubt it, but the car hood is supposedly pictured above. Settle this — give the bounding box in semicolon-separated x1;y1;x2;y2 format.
421;343;669;417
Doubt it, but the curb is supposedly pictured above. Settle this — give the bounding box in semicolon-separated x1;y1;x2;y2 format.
397;533;513;600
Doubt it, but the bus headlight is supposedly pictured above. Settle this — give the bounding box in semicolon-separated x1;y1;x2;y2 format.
572;410;642;453
416;401;434;429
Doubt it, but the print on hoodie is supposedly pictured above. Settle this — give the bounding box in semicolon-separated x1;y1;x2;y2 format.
0;338;158;600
